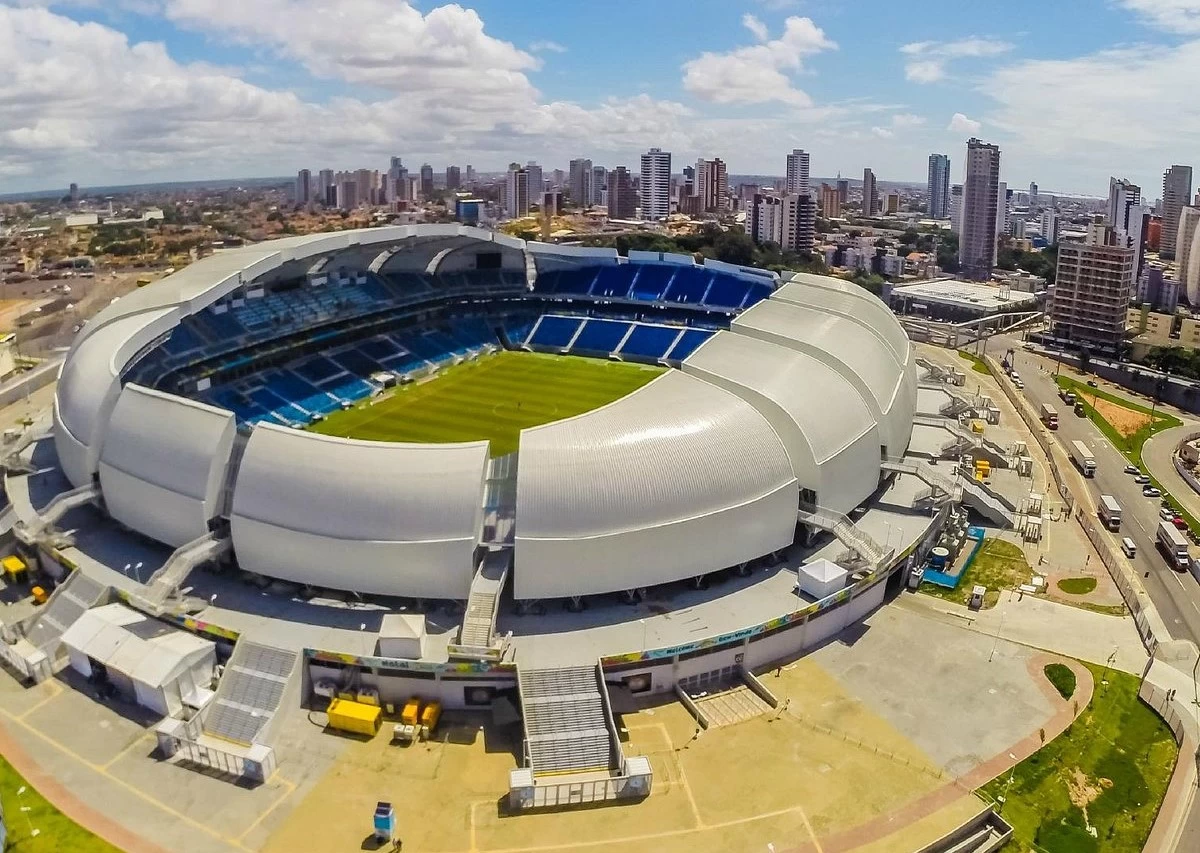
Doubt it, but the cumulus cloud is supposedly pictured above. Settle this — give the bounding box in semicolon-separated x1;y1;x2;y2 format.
901;37;1013;83
871;126;894;139
1118;0;1200;33
681;15;835;105
742;13;770;42
947;112;982;134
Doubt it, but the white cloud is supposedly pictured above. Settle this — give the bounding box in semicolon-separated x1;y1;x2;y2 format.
890;113;926;128
742;13;769;42
871;126;894;139
947;112;982;134
529;39;566;54
1118;0;1200;33
681;15;836;105
901;37;1014;84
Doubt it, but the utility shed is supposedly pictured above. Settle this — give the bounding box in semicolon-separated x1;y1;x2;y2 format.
796;558;848;601
60;603;216;717
376;613;427;660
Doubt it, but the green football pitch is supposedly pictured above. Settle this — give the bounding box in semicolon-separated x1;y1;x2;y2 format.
308;350;665;456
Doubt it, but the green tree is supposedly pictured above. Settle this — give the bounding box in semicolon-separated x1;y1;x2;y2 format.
712;227;756;266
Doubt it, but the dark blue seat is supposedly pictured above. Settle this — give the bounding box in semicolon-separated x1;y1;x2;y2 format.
572;319;630;353
666;328;715;360
530;315;582;348
704;275;751;309
619;324;682;359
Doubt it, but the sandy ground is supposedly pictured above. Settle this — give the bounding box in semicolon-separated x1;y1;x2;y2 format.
1092;397;1151;438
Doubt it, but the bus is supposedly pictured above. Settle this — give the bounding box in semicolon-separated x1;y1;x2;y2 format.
1098;495;1122;531
1156;520;1191;571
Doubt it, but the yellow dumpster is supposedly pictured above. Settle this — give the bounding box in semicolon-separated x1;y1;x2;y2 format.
327;698;382;736
31;585;49;605
2;555;28;583
401;697;422;726
421;701;442;733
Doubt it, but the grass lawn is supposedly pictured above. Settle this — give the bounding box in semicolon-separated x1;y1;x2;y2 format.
1052;375;1198;535
309;350;664;456
921;537;1033;609
0;753;120;852
958;350;992;375
1044;663;1077;700
979;662;1177;853
1057;577;1098;596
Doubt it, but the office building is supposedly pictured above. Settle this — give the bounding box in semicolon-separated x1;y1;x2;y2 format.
68;182;79;202
883;191;901;215
541;190;562;217
1028;181;1038;210
419;164;434;199
862;168;877;215
1162;165;1194;258
958;137;1001;280
568;158;593;207
696;158;728;213
836;177;850;205
551;168;565;190
295;169;311;205
927;154;951;219
590;165;606;207
1040;210;1061;245
949;184;964;234
640;148;672;221
445;166;461;191
786;149;810;195
387;159;408;203
524;162;544;202
819;183;841;218
608;166;637;220
465;165;476;187
505;163;529;219
1051;218;1136;351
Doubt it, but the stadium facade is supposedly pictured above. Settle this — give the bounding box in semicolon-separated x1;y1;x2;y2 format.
52;225;917;603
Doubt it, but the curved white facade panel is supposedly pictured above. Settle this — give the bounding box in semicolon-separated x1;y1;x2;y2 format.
772;276;911;363
230;426;488;599
682;332;882;514
731;299;913;457
514;371;799;599
99;385;237;548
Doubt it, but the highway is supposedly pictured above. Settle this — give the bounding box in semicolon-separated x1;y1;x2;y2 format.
1001;340;1200;643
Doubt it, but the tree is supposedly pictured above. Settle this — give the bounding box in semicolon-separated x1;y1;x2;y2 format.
712;227;756;266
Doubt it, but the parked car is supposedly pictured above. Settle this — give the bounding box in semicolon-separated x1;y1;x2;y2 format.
1124;465;1141;475
1144;485;1162;498
1161;507;1177;521
1174;517;1190;531
1134;474;1151;484
1087;380;1097;387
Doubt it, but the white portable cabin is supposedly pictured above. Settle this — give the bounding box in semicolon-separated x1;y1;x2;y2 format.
60;603;216;717
796;558;849;600
376;613;428;660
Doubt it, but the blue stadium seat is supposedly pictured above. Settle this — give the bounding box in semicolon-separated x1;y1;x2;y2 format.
589;266;631;298
629;265;674;301
666;328;715;360
572;319;630;353
664;268;712;304
332;348;382;378
359;337;403;361
529;315;582;348
703;274;752;309
294;356;343;384
742;282;774;309
618;324;683;359
324;376;375;403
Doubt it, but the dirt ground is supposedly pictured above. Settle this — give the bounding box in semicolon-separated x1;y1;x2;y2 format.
1091;397;1151;438
262;659;985;853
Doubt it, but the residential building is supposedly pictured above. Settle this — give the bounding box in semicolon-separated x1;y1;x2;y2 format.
819;183;841;218
1161;165;1194;259
640;148;672;221
1009;217;1026;239
749;193;815;254
1109;177;1150;274
1051;218;1136;351
318;169;334;204
568;158;593;207
608;166;637;220
541;190;562;217
1040;209;1061;245
445;166;461;190
696;158;728;213
526;162;544;201
884;191;901;214
1028;181;1039;210
505;163;529;218
68;182;79;202
958;138;1001;280
419;163;434;199
590;165;606;207
927;154;951;219
465;165;476;187
995;182;1008;239
949;184;964;234
786;149;810;195
295;169;311;205
1136;265;1180;313
387;159;408;203
1176;206;1200;304
836;177;850;205
861;168;877;215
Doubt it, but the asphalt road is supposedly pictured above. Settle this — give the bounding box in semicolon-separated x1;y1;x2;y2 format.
1000;340;1200;644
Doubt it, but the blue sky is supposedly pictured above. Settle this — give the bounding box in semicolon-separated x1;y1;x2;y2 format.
1;0;1198;196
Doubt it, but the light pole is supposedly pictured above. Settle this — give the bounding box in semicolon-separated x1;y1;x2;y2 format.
16;786;39;838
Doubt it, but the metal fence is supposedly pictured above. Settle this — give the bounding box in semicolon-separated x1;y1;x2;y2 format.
524;774;646;809
167;734;246;778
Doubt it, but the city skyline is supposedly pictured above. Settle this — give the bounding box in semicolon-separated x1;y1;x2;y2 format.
2;0;1199;196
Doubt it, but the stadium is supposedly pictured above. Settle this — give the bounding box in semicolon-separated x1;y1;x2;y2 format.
5;224;966;804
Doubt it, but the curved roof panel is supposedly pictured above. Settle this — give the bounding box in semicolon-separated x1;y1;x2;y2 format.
771;276;910;362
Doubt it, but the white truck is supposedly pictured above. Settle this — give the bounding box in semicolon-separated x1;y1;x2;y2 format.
1040;403;1058;429
1157;520;1191;571
1069;440;1096;477
1098;494;1122;531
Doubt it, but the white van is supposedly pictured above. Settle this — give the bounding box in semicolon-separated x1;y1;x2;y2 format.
1121;537;1137;558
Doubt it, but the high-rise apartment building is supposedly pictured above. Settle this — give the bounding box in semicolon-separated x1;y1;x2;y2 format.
525;162;544;201
1051;218;1136;351
505;163;529;219
590;165;607;207
696;158;728;213
419;163;434;199
640;148;672;221
836;177;849;205
819;183;841;218
1028;181;1039;210
1108;177;1150;275
785;149;810;195
568;158;593;207
1161;165;1194;258
445;166;461;190
1040;210;1060;245
861;168;877;215
1176;206;1200;303
958;138;1001;280
927;154;951;220
995;182;1009;241
608;166;637;220
295;169;312;205
749;193;814;254
949;184;964;233
317;169;335;206
465;165;476;187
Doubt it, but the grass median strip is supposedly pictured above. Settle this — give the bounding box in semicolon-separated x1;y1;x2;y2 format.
978;662;1177;853
958;350;992;375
